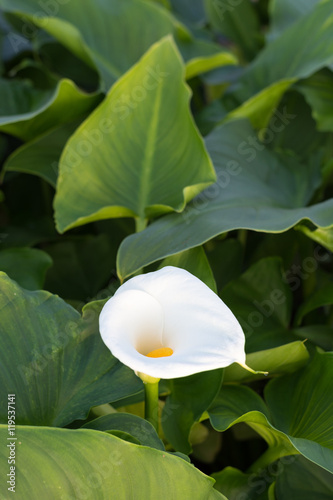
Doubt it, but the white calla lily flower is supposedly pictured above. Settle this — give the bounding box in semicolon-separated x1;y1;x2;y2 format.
99;266;246;380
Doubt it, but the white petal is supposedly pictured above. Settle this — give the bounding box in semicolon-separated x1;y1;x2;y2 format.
99;289;166;374
107;266;246;379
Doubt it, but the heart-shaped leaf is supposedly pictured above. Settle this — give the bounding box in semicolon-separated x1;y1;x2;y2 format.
0;425;227;499
0;273;142;426
117;119;332;280
54;37;215;232
209;352;333;474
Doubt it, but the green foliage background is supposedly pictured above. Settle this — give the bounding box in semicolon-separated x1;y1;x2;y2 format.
0;0;333;498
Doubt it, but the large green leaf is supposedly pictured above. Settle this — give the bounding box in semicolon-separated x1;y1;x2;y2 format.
54;37;215;232
208;384;295;458
265;351;333;473
0;0;234;89
209;353;333;474
0;425;226;499
162;369;223;454
0;273;142;426
0;77;100;141
117;118;332;279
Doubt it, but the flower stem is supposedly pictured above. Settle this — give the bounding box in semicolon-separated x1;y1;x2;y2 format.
135;216;147;233
133;216;148;276
144;381;159;432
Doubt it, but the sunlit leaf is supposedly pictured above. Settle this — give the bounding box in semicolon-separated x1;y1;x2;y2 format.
0;425;226;499
54;37;215;232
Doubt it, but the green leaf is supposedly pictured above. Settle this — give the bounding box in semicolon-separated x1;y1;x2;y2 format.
211;466;270;500
169;0;206;25
265;351;333;473
296;70;333;132
3;120;81;187
0;247;52;290
82;412;165;450
275;456;333;500
150;0;171;8
44;234;120;302
159;246;217;292
0;425;227;499
205;0;261;60
294;283;333;325
208;360;333;473
226;79;295;129
162;369;223;454
206;238;243;292
220;257;294;352
183;40;236;80
213;456;333;500
0;273;142;426
117;119;332;280
0;0;234;89
195;98;227;136
268;0;321;40
292;325;333;351
238;1;333;100
208;384;294;455
0;77;101;141
54;37;215;232
269;90;328;160
223;341;309;383
296;225;333;253
38;39;99;89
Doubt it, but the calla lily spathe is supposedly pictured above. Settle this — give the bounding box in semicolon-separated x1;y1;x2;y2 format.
99;266;246;379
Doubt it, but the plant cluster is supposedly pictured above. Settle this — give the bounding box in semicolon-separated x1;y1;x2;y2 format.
0;0;333;498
